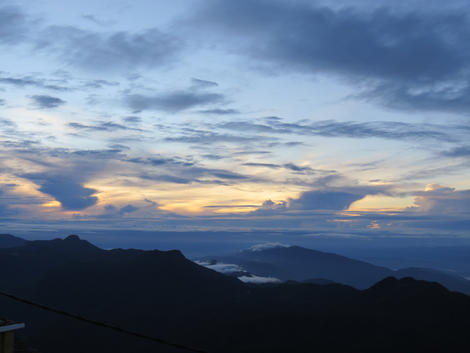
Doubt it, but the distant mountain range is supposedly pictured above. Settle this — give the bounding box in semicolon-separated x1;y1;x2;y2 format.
2;235;470;352
0;234;27;248
199;245;470;294
341;245;470;279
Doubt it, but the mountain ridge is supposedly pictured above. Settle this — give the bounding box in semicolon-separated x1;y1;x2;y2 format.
2;235;470;352
0;233;28;248
200;244;470;294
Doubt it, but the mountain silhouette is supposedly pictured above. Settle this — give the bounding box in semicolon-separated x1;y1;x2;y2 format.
0;234;27;248
201;244;470;294
2;236;470;352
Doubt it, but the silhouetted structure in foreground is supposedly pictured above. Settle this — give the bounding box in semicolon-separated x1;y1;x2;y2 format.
0;319;24;353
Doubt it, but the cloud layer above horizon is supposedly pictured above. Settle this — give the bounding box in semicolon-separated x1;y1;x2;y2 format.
1;0;470;239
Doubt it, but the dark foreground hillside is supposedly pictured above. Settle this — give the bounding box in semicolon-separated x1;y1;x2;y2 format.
1;236;470;353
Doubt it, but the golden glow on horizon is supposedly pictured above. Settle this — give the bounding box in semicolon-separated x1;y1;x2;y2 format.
88;178;304;215
2;153;465;221
349;195;414;212
212;206;258;214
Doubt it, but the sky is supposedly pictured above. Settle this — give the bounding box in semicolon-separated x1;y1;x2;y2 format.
1;0;470;244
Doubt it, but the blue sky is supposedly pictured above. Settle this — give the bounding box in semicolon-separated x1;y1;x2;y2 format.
1;0;470;242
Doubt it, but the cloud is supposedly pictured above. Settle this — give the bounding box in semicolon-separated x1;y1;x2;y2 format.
0;185;19;217
256;199;288;213
0;73;70;91
165;130;271;144
99;203;148;218
164;124;278;146
254;183;391;215
31;95;66;109
0;118;15;128
195;260;282;283
249;242;290;251
242;162;324;174
0;5;29;45
442;146;470;158
217;118;456;142
81;14;115;27
119;204;139;215
195;261;244;274
283;163;315;173
0;5;182;73
127;155;253;185
191;78;218;88
126;156;194;167
126;90;225;112
41;26;183;72
140;166;250;185
243;162;280;169
68;121;142;132
238;275;281;284
190;0;470;114
83;79;119;89
198;108;239;115
24;173;98;210
6;148;118;213
123;116;141;124
410;185;470;215
289;190;365;211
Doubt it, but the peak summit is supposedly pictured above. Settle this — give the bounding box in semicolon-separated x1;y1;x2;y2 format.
64;234;81;241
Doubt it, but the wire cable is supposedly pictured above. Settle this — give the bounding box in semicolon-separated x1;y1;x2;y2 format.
0;289;209;353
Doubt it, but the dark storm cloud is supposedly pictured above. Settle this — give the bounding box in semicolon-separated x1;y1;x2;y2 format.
23;173;98;210
191;0;470;114
126;90;226;112
31;95;66;109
